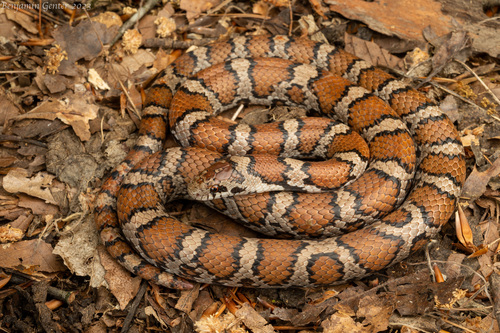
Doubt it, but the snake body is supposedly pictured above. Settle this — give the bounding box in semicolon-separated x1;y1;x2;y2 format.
95;35;466;288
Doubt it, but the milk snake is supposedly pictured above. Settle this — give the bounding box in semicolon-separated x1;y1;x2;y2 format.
95;35;466;288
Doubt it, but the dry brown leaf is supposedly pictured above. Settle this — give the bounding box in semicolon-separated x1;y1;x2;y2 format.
3;168;57;205
455;206;475;252
325;0;454;43
344;34;404;71
468;247;488;258
0;239;66;272
175;283;200;313
98;246;142;310
18;194;59;215
180;0;222;20
5;7;38;34
461;157;500;201
12;92;98;141
253;1;270;15
357;295;392;332
0;95;22;127
235;303;275;333
53;217;100;279
322;310;368;333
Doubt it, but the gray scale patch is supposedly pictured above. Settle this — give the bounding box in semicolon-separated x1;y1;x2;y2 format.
231;59;254;99
363;117;408;142
190;47;211;73
227;124;252;156
314;123;350;157
123;251;150;270
185;79;224;115
369;160;414;182
282;120;300;155
161;67;183;91
375;80;409;102
232;36;251;58
177;229;208;267
282;159;316;191
173;111;211;146
419;173;460;196
334;151;366;179
314;44;337;69
286;240;316;285
98;193;116;207
336;189;360;224
425;141;464;156
343;60;372;84
229;239;260;285
402;105;443;132
333;86;369;122
268;36;290;58
135;135;164;152
267;192;297;235
289;64;321;110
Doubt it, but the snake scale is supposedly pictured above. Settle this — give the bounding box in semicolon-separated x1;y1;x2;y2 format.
95;35;466;288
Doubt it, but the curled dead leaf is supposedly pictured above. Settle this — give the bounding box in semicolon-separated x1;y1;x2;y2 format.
455;206;475;252
3;168;57;205
433;263;445;283
461;157;500;201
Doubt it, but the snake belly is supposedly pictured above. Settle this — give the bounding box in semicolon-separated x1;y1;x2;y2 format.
95;35;466;288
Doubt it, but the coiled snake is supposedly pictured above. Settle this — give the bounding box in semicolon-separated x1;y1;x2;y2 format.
95;35;466;288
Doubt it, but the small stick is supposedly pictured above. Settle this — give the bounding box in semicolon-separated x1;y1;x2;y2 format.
455;59;500;106
110;0;161;47
0;135;48;148
121;280;148;333
143;37;218;49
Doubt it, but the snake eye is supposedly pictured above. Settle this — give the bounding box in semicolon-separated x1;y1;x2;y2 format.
210;185;227;194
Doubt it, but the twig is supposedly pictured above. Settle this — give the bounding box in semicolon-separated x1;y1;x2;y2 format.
0;135;48;148
143;37;218;49
121;280;148;333
46;286;77;304
408;259;492;304
427;81;500;122
425;240;437;282
207;0;233;14
231;104;245;122
110;0;161;47
455;59;500;106
440;317;479;333
0;70;37;74
3;271;76;305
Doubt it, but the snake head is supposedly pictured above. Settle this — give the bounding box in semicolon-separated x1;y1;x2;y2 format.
188;159;246;200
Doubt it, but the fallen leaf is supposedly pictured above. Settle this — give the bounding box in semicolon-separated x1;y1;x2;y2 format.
17;193;59;215
322;310;368;333
325;0;455;43
5;7;38;34
345;33;404;71
235;303;275;333
98;246;142;310
3;168;57;205
461;158;500;201
12;92;98;141
357;295;392;332
180;0;222;20
53;217;99;278
0;239;65;272
455;206;475;252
